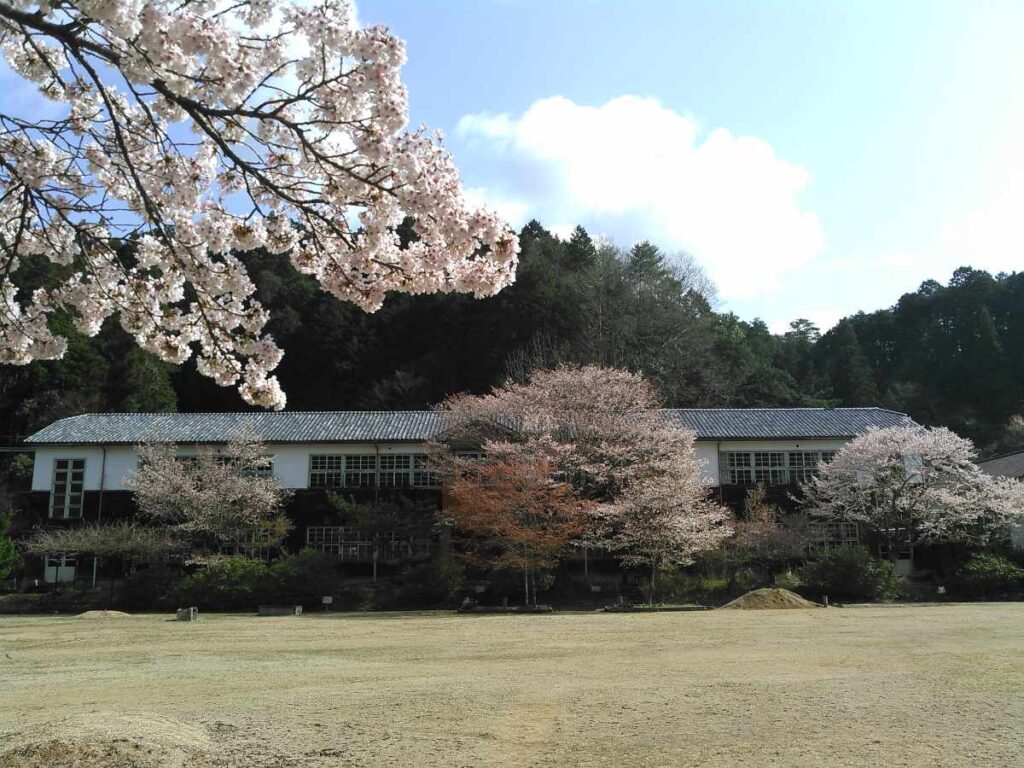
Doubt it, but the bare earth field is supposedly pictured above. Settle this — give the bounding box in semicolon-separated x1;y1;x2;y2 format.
1;604;1022;767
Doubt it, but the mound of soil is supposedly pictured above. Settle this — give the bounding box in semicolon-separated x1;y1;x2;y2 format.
0;713;210;768
74;610;133;619
719;588;820;610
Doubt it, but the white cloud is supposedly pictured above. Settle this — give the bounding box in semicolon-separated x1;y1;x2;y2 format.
455;95;824;299
882;188;1024;280
856;143;1024;296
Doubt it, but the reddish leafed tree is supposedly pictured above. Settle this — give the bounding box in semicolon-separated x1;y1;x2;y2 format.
729;484;810;583
444;457;591;606
432;366;732;597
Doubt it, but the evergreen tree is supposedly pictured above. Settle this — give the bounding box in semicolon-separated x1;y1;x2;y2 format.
821;321;878;405
0;508;17;581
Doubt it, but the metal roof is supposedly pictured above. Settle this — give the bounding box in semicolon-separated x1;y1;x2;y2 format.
25;407;914;445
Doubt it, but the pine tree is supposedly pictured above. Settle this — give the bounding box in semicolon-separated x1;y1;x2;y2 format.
823;322;878;405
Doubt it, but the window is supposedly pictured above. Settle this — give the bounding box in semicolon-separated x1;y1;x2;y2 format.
243;458;275;478
754;452;787;484
721;452;753;485
50;459;85;519
809;521;860;551
176;455;274;478
721;450;839;486
310;453;443;489
309;455;345;488
223;527;274;561
788;452;820;483
379;454;412;487
412;454;440;488
345;454;378;487
43;555;78;584
306;526;431;561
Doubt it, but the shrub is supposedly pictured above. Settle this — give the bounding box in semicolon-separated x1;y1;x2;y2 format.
120;566;183;610
0;508;19;581
172;556;270;611
952;552;1024;598
773;571;802;592
266;549;344;607
375;559;466;609
798;547;900;602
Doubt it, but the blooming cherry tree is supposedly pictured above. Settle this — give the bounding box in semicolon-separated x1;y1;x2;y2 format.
0;1;518;408
611;455;732;604
432;366;732;598
127;434;291;560
803;425;1024;558
434;366;697;503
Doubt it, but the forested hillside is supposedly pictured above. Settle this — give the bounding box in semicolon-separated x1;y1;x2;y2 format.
2;221;1021;455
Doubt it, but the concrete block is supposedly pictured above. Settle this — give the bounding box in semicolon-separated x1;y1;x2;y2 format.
257;605;303;616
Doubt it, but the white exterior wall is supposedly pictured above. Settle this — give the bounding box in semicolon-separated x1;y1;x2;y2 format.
32;438;851;493
267;442;430;489
31;442;433;492
696;439;847;486
31;445;138;492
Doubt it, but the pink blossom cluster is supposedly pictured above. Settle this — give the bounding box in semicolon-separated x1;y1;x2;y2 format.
433;366;733;564
0;1;519;408
804;425;1024;545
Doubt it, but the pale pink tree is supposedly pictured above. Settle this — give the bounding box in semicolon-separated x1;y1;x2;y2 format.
126;433;292;561
0;1;518;409
434;365;696;502
803;425;1024;561
611;458;731;604
23;432;290;570
431;366;731;592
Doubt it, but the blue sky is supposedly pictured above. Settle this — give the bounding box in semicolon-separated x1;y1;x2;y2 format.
2;2;1020;333
360;0;1024;331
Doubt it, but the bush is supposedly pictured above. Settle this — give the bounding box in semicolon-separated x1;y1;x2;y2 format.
266;549;344;606
375;559;466;609
172;556;270;611
798;547;900;602
952;553;1024;598
120;566;182;610
772;571;802;592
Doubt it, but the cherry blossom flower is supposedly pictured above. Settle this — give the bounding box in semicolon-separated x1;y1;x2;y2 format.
0;1;519;408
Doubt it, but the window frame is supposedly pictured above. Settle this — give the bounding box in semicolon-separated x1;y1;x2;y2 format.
308;452;443;489
720;449;838;487
309;454;345;489
49;458;86;519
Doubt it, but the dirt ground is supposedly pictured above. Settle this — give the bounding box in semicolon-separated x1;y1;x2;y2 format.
1;604;1022;767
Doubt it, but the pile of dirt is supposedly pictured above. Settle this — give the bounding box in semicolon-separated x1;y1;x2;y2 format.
0;713;211;768
74;610;133;619
719;588;821;610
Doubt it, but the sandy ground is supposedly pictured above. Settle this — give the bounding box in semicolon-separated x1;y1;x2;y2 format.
1;604;1022;767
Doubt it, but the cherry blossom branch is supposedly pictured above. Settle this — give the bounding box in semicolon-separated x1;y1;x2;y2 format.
0;0;519;408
